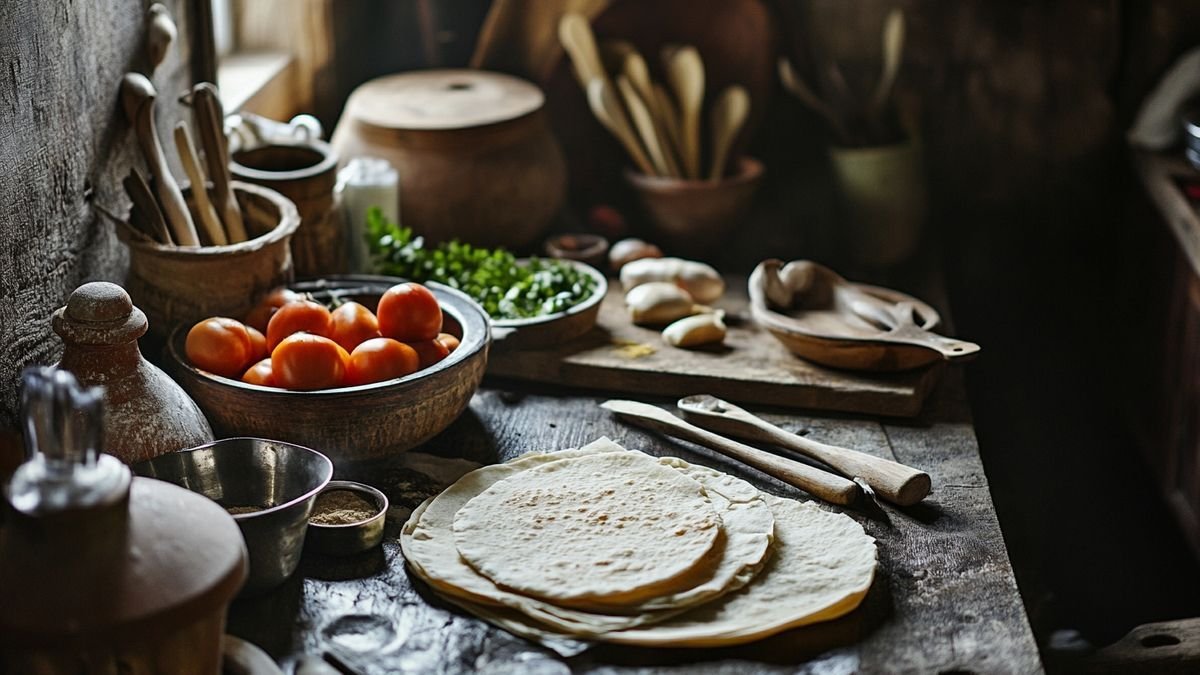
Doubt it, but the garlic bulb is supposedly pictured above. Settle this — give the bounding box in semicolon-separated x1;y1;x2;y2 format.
662;311;727;348
619;258;724;303
625;282;704;325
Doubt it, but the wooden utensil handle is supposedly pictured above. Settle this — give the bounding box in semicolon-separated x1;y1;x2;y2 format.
131;98;198;246
700;413;930;506
604;401;859;506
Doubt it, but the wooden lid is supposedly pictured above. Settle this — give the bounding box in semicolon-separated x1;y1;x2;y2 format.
347;69;544;131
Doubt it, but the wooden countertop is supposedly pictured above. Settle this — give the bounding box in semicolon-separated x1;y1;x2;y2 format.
226;370;1041;673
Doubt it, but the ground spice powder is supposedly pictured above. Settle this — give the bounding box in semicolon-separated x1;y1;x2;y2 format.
310;490;378;525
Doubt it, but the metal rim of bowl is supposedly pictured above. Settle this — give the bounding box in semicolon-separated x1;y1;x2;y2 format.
489;258;608;329
136;436;335;521
308;480;388;529
166;277;491;397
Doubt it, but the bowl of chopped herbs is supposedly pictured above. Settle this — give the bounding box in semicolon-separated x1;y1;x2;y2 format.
367;208;607;349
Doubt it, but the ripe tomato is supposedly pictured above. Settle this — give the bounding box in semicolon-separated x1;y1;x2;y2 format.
345;338;420;386
436;332;460;353
267;300;333;351
244;287;302;332
406;338;450;369
271;333;349;391
330;301;381;352
186;317;254;378
241;358;276;387
246;326;268;362
377;283;442;342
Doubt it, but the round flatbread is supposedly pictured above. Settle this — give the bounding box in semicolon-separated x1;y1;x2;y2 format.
452;450;722;610
448;494;876;648
400;439;775;635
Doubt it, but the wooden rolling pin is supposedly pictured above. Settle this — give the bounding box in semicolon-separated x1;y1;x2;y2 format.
601;399;861;507
677;394;932;506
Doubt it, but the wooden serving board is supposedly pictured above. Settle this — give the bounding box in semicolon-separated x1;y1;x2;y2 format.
486;279;944;417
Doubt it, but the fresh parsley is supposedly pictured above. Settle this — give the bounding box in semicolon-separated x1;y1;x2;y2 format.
366;208;598;320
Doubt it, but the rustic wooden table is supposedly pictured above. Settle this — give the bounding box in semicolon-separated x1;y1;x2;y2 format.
226;370;1042;674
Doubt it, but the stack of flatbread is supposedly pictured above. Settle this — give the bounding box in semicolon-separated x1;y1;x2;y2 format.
400;437;876;647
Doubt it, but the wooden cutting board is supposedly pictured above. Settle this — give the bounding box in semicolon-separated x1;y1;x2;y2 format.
486;279;944;417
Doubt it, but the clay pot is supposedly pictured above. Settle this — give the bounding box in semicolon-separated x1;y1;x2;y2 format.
0;476;247;672
624;156;764;259
231;141;344;277
52;281;213;464
828;139;927;267
330;69;566;249
121;181;300;340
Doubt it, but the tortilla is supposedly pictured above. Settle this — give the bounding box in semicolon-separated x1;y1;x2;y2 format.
400;439;775;635
437;494;876;648
452;450;722;609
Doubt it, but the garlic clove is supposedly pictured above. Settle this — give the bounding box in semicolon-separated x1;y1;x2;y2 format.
625;282;703;325
662;311;727;348
620;257;725;303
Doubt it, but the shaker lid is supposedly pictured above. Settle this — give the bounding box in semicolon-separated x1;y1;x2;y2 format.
347;69;544;131
52;281;148;345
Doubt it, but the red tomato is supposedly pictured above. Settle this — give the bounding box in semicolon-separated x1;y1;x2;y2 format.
246;326;269;362
436;332;460;353
241;358;276;387
267;300;333;351
345;338;420;386
377;283;442;342
406;338;450;369
244;287;302;332
329;301;381;352
186;317;254;378
271;333;349;391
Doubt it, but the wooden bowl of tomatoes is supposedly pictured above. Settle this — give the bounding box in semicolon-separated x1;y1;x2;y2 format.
166;276;490;465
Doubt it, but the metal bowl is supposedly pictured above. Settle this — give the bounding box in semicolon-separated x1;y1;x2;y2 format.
305;480;388;556
133;437;334;595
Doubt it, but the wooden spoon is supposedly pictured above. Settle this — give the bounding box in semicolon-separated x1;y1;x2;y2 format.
120;73;198;246
652;84;684;157
586;78;656;176
677;394;931;505
123;169;172;245
707;85;749;181
868;8;905;127
601;399;861;507
778;58;850;144
558;13;606;89
621;51;682;176
617;75;672;177
191;83;247;242
755;259;981;364
664;46;705;179
145;3;177;74
173;122;227;246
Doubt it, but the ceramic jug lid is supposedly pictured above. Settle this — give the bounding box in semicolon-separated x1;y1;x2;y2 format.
52;281;148;346
348;69;544;131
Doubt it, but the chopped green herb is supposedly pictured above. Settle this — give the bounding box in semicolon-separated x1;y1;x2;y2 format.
366;208;599;320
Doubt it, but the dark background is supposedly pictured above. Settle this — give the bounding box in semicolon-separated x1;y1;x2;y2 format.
4;0;1200;661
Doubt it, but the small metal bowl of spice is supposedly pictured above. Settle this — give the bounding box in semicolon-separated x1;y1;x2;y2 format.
305;481;388;555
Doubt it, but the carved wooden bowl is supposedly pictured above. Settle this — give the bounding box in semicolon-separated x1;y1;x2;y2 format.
166;277;490;466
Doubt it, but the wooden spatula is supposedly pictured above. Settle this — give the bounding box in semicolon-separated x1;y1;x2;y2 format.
677;394;931;505
601;399;861;507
